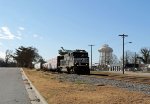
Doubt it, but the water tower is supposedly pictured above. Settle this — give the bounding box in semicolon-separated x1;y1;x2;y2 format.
98;44;113;65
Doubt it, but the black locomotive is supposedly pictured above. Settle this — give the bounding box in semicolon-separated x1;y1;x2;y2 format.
57;49;90;74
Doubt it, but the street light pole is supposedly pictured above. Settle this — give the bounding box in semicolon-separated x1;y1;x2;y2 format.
125;42;132;65
88;45;94;70
119;34;128;74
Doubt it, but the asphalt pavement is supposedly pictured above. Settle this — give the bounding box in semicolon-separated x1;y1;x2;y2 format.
0;67;31;104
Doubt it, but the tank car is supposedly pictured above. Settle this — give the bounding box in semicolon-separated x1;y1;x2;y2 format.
42;57;60;72
34;62;42;70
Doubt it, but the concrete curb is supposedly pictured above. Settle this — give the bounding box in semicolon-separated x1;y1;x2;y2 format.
20;68;48;104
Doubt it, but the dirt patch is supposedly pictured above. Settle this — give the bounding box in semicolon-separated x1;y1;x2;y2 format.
24;69;150;104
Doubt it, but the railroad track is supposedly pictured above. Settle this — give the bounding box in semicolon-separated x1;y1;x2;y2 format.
43;70;150;95
89;71;150;85
42;70;150;85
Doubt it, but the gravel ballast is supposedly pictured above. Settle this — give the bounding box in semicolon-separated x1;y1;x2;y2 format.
55;73;150;95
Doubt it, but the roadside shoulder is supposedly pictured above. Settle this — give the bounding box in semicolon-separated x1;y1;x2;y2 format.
20;68;48;104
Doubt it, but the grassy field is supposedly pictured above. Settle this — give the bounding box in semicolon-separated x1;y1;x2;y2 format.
24;68;150;104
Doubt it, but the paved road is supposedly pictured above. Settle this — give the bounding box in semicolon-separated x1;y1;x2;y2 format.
0;68;31;104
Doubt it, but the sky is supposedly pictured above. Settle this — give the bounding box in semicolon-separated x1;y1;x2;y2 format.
0;0;150;64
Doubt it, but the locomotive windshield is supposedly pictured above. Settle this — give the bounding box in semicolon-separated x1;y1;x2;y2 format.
73;52;88;58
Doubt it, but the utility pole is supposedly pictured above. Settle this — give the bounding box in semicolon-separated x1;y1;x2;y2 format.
88;45;94;70
119;34;128;74
126;51;128;65
134;52;136;71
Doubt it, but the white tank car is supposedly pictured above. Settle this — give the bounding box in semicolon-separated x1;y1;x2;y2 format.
42;63;50;70
34;62;41;70
43;58;57;71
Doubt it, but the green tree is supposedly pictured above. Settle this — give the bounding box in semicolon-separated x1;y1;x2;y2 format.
13;46;41;68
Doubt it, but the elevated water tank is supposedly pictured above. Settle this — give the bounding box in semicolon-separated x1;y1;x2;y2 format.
98;44;113;65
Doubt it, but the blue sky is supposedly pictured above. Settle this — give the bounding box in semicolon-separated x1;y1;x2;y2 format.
0;0;150;63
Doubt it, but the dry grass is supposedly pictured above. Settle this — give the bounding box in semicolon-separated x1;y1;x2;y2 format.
24;69;150;104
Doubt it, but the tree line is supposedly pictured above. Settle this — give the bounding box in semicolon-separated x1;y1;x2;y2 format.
124;48;150;65
1;46;150;68
0;46;45;68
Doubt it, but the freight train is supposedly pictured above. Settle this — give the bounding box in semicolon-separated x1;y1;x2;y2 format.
34;48;90;74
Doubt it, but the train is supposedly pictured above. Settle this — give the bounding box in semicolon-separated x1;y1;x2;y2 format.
34;48;90;74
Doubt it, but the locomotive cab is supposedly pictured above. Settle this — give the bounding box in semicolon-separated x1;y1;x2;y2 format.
73;50;90;74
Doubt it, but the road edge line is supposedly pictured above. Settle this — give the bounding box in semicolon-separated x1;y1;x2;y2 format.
20;68;48;104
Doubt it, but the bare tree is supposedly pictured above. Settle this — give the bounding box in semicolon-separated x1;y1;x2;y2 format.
138;48;150;64
120;50;135;64
125;51;135;64
109;54;119;64
5;50;13;65
0;58;5;67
